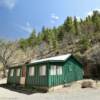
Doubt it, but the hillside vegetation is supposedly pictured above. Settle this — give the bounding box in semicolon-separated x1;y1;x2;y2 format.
0;10;100;77
19;10;100;61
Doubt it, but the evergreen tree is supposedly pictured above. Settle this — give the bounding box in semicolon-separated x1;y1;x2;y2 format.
51;27;58;50
63;16;75;33
92;11;100;32
57;26;65;41
19;38;28;51
74;16;79;35
28;30;37;47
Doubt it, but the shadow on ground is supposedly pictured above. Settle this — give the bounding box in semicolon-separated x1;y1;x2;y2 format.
0;84;47;95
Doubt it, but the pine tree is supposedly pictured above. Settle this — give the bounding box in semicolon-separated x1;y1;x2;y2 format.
92;11;100;32
28;30;37;47
74;16;79;35
57;26;65;41
63;16;75;33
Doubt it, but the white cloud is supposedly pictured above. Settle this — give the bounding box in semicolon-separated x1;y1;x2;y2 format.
87;8;100;16
76;16;81;22
51;13;60;24
87;11;93;16
0;0;17;10
71;16;81;22
51;13;60;20
19;22;33;33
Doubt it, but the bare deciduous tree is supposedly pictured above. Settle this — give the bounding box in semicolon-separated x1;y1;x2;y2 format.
0;40;19;77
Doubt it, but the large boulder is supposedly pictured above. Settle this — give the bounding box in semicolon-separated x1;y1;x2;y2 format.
81;79;96;88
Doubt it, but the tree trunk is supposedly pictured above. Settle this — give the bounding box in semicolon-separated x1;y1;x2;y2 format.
2;65;7;78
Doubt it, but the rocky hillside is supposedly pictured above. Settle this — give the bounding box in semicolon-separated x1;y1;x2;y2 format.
0;10;100;72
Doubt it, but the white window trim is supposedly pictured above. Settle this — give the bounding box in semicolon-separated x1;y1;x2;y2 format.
50;65;62;75
39;65;46;76
57;66;62;75
29;66;35;76
50;65;57;75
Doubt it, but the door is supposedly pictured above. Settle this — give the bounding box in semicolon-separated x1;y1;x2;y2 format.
20;66;26;85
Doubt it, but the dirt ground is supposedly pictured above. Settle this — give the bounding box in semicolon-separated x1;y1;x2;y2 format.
0;78;100;100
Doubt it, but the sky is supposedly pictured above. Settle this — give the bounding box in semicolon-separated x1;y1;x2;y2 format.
0;0;100;40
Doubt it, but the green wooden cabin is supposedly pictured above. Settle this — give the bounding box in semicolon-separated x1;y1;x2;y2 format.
7;54;83;90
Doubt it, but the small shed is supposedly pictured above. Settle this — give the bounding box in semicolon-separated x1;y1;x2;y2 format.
7;54;83;90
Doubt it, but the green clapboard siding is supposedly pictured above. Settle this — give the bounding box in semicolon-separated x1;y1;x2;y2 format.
48;57;83;87
63;57;83;83
7;67;21;85
48;62;64;87
15;67;22;84
25;63;49;87
7;68;16;84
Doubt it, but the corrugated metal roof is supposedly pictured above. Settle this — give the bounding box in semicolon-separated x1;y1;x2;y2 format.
30;54;71;64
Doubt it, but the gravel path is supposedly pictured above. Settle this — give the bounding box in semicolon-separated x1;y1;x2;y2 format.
0;79;100;100
0;87;100;100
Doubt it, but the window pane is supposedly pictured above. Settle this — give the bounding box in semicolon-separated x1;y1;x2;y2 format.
10;69;14;76
16;68;20;76
29;67;34;76
50;66;56;75
57;66;62;75
39;65;46;76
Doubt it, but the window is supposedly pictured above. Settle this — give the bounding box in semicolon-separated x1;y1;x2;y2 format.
16;68;20;76
57;66;62;75
29;67;35;76
50;66;56;75
39;65;46;76
50;65;62;75
10;69;14;76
